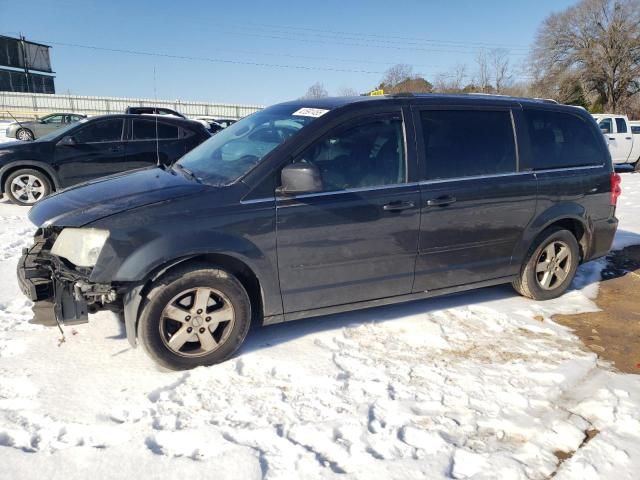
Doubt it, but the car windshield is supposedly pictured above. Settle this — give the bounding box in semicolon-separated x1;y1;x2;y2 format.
36;117;89;142
175;105;323;185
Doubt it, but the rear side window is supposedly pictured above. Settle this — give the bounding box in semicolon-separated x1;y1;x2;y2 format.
74;119;124;143
132;119;180;140
615;118;628;134
420;110;516;180
524;109;604;169
632;125;640;134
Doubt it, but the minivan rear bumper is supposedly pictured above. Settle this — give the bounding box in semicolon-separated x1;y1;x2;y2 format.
586;217;618;261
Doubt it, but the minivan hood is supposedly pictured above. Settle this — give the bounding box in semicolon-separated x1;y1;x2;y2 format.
29;167;208;227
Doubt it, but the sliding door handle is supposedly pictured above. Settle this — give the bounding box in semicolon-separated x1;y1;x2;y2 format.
426;195;456;207
383;201;415;211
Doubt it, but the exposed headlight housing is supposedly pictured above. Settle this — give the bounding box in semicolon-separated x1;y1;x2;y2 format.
51;228;110;267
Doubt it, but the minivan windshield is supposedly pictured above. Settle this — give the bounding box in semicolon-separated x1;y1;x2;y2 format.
175;105;322;185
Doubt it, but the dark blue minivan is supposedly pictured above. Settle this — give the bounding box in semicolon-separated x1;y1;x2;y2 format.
18;94;619;370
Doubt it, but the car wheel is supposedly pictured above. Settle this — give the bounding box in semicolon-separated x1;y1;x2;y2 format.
16;128;34;141
634;159;640;172
512;227;580;301
138;264;252;370
4;169;52;206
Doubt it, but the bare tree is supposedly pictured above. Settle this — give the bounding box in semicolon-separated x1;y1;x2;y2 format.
451;64;467;91
490;49;512;93
475;51;492;93
433;64;468;93
380;64;414;90
531;0;640;112
337;87;359;96
302;82;329;99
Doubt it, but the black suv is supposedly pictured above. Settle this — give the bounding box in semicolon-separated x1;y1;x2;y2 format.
17;95;619;370
0;114;210;205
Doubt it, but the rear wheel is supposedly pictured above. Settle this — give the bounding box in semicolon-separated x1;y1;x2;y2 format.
513;227;580;301
138;265;252;370
16;128;34;141
4;169;52;206
634;159;640;172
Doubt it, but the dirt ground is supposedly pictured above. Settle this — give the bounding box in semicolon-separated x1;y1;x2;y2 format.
554;245;640;375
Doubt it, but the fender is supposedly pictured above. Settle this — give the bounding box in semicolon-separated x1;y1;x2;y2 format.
101;230;273;285
512;201;591;264
93;228;282;343
0;160;61;192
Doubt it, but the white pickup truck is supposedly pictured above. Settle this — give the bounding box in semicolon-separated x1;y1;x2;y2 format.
593;114;640;169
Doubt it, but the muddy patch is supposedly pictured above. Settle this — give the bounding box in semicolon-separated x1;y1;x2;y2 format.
554;245;640;374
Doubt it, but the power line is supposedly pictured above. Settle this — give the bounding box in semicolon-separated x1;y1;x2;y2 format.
209;27;529;56
36;39;529;79
33;40;385;75
226;21;531;51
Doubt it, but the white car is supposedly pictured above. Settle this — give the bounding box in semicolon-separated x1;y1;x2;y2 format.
593;114;640;170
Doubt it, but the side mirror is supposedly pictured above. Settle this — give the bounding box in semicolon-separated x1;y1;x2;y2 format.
58;135;77;146
277;162;323;195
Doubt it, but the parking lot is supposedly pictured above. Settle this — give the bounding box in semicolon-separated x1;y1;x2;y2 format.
0;171;638;479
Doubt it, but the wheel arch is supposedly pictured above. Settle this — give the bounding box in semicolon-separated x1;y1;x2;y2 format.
123;252;266;348
516;203;592;266
0;161;60;193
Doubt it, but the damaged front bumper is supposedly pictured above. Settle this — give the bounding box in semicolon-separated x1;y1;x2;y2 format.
17;231;120;328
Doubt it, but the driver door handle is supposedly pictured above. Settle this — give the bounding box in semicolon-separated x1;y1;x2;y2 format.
426;195;457;207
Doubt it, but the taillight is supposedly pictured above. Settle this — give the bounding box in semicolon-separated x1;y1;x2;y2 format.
610;172;622;206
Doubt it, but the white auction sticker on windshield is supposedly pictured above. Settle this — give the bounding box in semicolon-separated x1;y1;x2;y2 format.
292;108;329;118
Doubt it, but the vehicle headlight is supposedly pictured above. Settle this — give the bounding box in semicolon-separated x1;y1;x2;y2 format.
51;228;110;267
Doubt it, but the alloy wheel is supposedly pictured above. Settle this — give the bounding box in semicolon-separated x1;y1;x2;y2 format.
17;129;33;141
10;174;46;204
535;240;572;290
159;287;235;357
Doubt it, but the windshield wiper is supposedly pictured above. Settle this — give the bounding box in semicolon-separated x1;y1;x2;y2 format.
173;163;202;183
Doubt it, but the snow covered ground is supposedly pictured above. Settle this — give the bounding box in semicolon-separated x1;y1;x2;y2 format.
0;173;639;480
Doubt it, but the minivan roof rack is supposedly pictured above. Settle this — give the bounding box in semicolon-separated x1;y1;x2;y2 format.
386;92;561;104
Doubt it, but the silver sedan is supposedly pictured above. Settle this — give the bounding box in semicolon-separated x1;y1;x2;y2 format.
5;113;86;141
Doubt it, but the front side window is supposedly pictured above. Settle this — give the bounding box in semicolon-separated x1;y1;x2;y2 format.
43;114;64;124
598;118;613;134
132;119;180;140
525;109;604;169
74;119;124;143
420;110;516;180
615;118;628;134
177;105;319;185
292;115;405;192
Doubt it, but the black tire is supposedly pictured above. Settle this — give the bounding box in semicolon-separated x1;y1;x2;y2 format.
16;128;34;141
4;168;52;206
512;227;580;301
137;264;252;370
634;159;640;172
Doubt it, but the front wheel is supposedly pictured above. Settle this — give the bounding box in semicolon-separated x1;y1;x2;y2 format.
4;168;52;206
513;227;580;301
16;128;34;141
138;265;252;370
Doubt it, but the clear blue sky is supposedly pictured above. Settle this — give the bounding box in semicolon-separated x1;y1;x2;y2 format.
0;0;577;105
